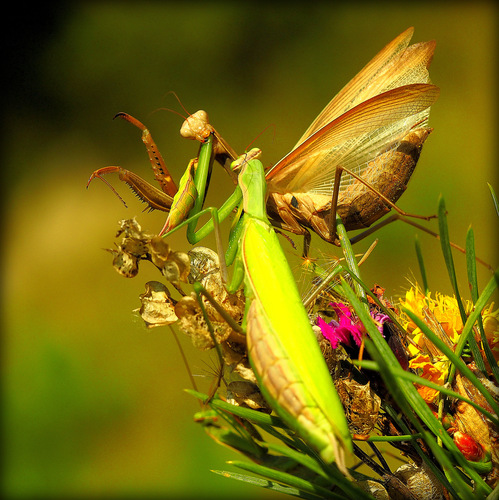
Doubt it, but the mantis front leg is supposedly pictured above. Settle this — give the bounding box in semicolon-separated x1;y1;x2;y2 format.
87;113;241;244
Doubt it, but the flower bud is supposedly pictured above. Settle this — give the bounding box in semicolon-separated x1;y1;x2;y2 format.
453;431;484;461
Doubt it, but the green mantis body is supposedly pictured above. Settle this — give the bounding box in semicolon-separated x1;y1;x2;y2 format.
148;136;352;471
221;152;352;472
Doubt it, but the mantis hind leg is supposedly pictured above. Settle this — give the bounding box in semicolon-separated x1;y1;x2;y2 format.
329;163;437;244
349;213;493;271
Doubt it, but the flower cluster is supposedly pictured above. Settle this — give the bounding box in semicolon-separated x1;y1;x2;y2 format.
400;285;499;403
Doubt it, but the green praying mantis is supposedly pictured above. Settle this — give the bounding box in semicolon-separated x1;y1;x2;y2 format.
161;135;353;473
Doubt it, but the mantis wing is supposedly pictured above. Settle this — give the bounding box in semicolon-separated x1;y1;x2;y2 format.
293;27;435;146
266;28;438;201
266;83;439;196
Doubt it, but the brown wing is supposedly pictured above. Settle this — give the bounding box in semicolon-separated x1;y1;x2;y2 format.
293;27;435;147
266;84;439;194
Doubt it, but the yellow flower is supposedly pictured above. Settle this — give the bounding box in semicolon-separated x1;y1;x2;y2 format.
409;353;448;403
481;302;499;360
431;293;462;343
400;285;499;381
400;286;427;334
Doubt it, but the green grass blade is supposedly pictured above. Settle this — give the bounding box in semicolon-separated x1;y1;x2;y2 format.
228;459;369;500
336;214;368;313
466;227;498;381
454;267;498;354
464;227;487;373
403;307;499;419
364;433;423;442
258;422;313;456
211;470;322;499
186;389;286;428
486;484;499;500
438;196;467;322
188;389;322;460
261;441;334;482
487;183;499;216
414;235;429;295
382;404;462;499
262;443;343;483
357;359;498;426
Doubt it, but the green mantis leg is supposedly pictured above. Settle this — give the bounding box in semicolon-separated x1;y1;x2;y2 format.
161;133;244;248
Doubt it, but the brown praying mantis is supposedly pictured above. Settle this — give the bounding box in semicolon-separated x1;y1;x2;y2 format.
87;27;440;258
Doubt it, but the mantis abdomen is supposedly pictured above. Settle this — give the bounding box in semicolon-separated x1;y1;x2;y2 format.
267;126;432;241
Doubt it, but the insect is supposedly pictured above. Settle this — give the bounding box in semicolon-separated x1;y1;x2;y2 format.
87;28;439;257
193;145;353;472
264;27;439;254
121;132;353;471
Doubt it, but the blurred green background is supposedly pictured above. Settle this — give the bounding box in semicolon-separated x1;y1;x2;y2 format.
4;2;497;499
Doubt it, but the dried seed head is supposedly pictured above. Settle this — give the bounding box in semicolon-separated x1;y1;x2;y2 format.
355;480;389;500
188;247;219;283
175;295;210;348
148;236;172;268
336;379;381;435
107;219;192;283
175;293;244;351
116;218;147;239
187;247;246;331
391;463;443;500
139;281;178;327
226;381;271;412
106;248;139;278
165;251;191;283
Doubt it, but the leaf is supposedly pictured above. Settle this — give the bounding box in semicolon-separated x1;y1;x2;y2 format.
466;227;498;382
228;460;363;500
211;469;322;499
437;196;467;322
487;182;499;216
414;235;429;295
186;389;286;428
357;359;498;427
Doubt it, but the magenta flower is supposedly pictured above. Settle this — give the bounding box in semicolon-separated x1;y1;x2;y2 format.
372;311;391;334
318;302;391;349
318;302;364;348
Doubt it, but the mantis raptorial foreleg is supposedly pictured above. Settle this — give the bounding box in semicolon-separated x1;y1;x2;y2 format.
87;112;241;244
114;113;178;197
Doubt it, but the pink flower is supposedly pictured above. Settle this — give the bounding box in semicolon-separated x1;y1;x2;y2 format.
372;311;390;334
318;303;364;348
318;302;392;350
